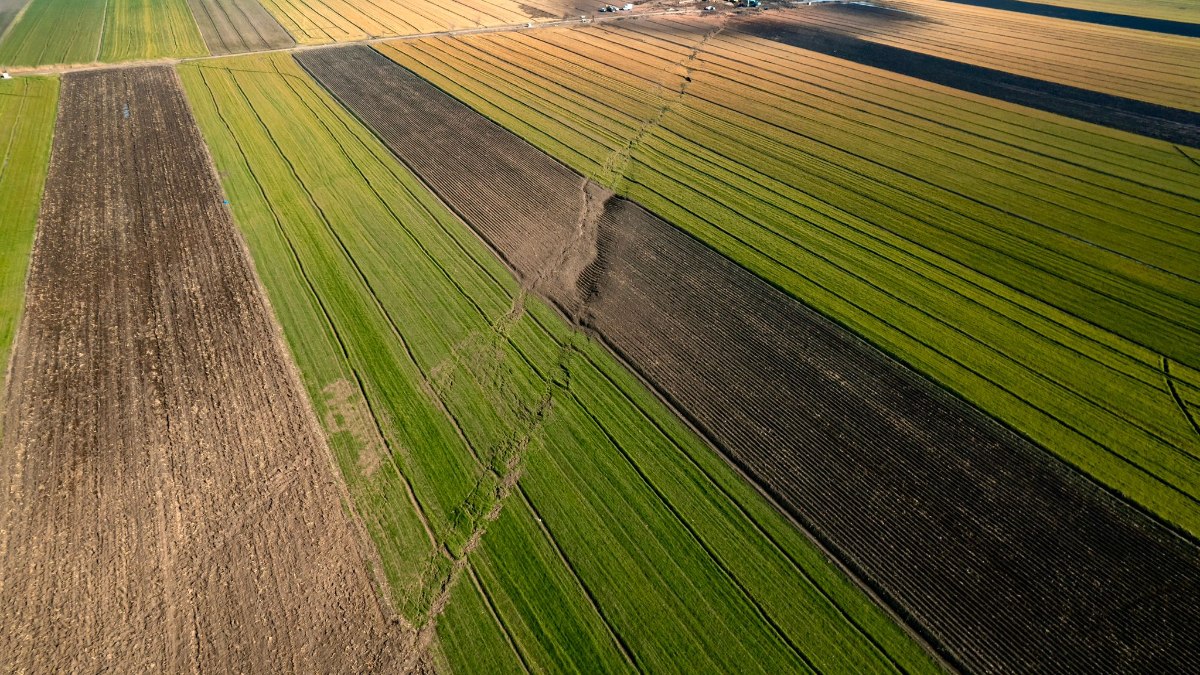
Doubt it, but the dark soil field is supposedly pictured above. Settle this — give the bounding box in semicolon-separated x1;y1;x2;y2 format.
943;0;1200;36
0;66;408;672
733;11;1200;147
298;44;1200;673
186;0;294;55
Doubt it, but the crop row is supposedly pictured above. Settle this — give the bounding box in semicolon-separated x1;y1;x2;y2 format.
177;53;937;675
377;19;1200;537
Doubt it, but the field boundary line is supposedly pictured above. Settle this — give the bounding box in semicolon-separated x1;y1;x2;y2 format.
1176;145;1200;171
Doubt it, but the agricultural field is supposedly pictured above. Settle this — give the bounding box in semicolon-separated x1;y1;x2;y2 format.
0;75;56;409
953;0;1200;27
0;0;107;66
0;0;28;35
0;66;403;670
377;15;1200;541
788;0;1200;111
99;0;208;61
0;0;207;66
0;0;1197;673
175;51;944;674
186;0;295;54
256;0;593;44
297;43;1200;672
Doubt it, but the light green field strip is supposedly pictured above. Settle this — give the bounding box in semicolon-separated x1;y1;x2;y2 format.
100;0;207;61
0;76;56;386
0;0;106;66
177;52;940;674
378;21;1200;538
0;0;206;67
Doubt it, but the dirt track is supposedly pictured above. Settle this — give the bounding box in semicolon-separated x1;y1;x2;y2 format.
0;66;407;672
299;45;1200;673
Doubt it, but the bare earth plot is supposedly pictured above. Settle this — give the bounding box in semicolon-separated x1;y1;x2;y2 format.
0;66;406;672
187;0;295;55
298;44;1200;672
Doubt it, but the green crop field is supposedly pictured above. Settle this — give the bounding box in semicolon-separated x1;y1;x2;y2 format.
99;0;207;62
0;75;56;382
176;52;939;674
0;0;206;67
0;0;106;65
378;19;1200;538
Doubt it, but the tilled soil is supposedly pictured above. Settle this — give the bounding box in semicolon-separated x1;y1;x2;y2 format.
299;44;1200;673
186;0;295;55
0;66;406;672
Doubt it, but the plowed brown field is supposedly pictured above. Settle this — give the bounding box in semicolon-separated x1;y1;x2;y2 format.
0;66;407;672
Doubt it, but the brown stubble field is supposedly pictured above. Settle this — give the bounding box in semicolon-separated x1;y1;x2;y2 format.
0;66;409;672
